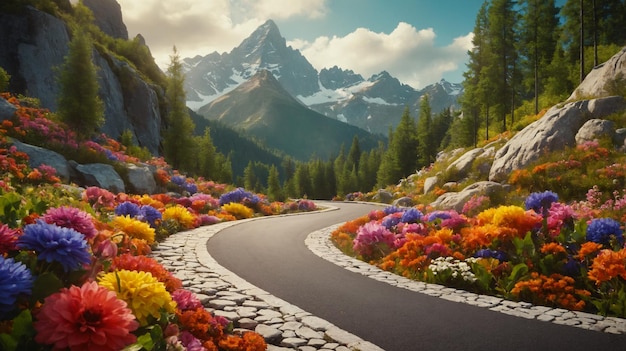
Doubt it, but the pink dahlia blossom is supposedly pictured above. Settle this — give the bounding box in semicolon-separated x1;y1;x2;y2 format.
172;289;203;311
43;206;98;239
0;224;19;254
34;281;139;351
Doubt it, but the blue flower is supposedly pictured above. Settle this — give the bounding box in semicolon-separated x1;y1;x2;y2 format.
171;175;187;187
586;218;623;246
0;256;33;318
474;249;508;262
183;182;198;194
524;191;559;214
104;149;118;161
114;201;141;217
138;205;162;227
17;221;91;272
219;188;260;206
383;206;404;215
400;208;423;223
426;211;452;222
381;214;401;230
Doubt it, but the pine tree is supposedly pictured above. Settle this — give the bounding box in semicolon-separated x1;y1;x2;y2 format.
196;127;219;179
56;28;103;140
519;0;560;114
294;163;312;198
416;95;434;167
267;165;284;202
392;107;419;177
163;46;196;171
347;136;361;172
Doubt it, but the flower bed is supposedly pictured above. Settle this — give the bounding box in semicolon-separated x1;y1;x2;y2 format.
0;95;319;350
331;190;626;317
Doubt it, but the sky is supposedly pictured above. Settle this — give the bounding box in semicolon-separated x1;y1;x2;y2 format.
116;0;485;89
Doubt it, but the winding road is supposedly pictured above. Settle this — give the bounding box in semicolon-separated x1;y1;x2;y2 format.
207;202;626;351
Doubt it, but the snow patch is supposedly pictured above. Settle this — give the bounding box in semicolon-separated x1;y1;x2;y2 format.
337;114;347;123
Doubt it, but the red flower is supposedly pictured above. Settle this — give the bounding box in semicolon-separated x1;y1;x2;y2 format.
34;281;139;351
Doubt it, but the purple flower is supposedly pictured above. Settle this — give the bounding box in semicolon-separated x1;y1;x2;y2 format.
474;249;508;262
171;175;186;187
18;221;91;272
115;201;141;218
427;211;453;222
219;188;260;206
182;182;197;194
381;213;402;230
586;218;623;246
400;208;423;223
0;256;33;318
525;191;559;214
198;215;220;226
383;206;404;215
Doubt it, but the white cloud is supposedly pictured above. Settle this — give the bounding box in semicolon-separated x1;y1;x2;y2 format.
290;23;473;88
117;0;327;68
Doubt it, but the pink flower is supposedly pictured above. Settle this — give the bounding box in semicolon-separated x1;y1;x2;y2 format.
43;206;98;239
0;224;19;254
547;202;576;237
94;239;118;259
172;289;203;311
34;281;139;351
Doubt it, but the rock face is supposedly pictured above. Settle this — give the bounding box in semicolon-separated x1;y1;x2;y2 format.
0;6;163;155
0;8;70;110
83;0;128;40
569;47;626;100
489;96;626;182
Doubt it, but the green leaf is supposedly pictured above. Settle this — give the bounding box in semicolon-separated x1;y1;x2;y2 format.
31;272;64;303
0;334;18;351
505;263;529;292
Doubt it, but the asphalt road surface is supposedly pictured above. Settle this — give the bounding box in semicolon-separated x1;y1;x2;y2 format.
207;202;626;351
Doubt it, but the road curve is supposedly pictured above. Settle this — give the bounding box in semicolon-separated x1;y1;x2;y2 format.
207;202;626;351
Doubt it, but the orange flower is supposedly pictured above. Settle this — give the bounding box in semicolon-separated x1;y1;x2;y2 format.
540;243;567;256
588;248;626;284
511;272;589;311
218;335;244;350
177;308;224;342
113;253;183;292
577;242;603;260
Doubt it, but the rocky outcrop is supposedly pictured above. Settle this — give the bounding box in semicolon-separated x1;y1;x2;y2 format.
126;164;157;194
569;47;626;100
575;119;616;145
430;181;503;212
71;162;126;194
0;6;163;155
0;98;17;121
83;0;128;40
10;139;71;182
489;96;626;182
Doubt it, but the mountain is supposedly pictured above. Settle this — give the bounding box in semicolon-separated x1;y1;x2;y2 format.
196;70;384;161
183;20;463;135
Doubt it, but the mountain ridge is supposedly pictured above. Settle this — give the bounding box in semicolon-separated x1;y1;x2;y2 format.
183;19;463;135
197;69;384;161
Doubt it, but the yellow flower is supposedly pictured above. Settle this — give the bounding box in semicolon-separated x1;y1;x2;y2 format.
135;195;164;209
98;270;176;325
162;205;196;229
112;215;156;244
221;202;254;219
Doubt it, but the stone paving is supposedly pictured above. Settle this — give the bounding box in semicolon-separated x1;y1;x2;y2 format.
152;208;626;351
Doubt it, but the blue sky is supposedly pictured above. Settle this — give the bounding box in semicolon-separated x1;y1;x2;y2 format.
116;1;486;88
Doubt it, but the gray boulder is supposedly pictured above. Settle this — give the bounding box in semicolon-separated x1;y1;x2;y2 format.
72;163;125;194
0;97;16;121
569;47;626;100
10;139;70;182
489;96;626;182
446;148;485;180
373;189;393;204
423;175;439;194
575;119;615;145
126;164;157;194
430;181;503;212
392;196;413;208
